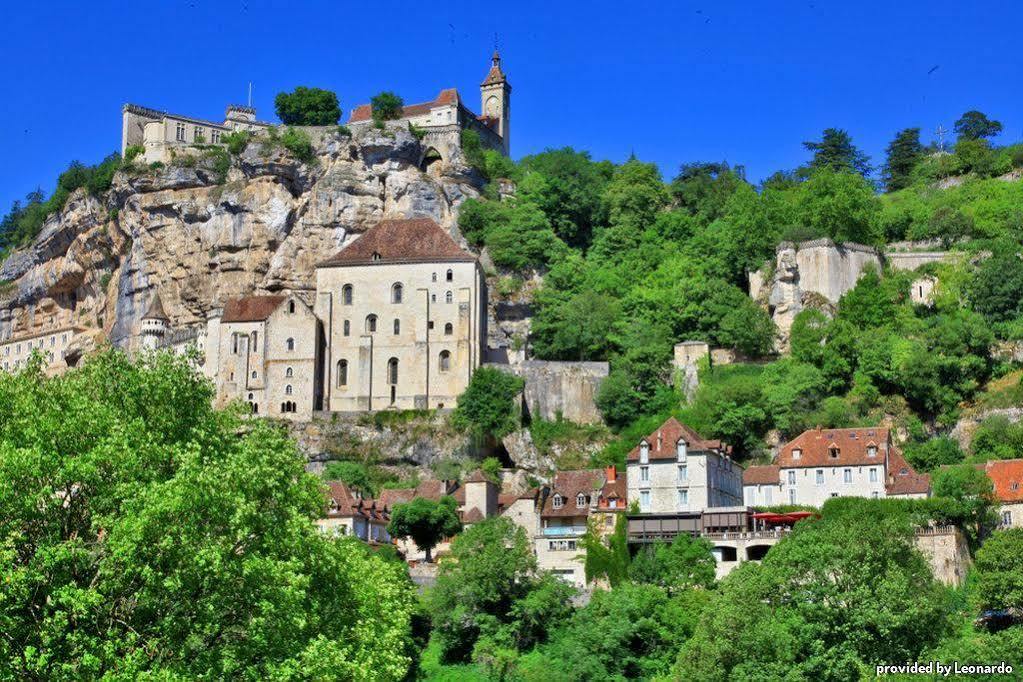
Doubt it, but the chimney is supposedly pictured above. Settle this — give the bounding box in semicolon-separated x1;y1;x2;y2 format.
605;465;616;483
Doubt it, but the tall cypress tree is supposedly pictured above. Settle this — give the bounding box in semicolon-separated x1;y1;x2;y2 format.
803;128;872;178
882;127;923;192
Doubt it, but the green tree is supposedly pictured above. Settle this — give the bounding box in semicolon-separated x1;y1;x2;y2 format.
973;528;1023;611
970;248;1023;323
796;168;882;244
803;127;872;177
452;367;524;442
387;496;462;562
371;91;405;124
954;110;1003;141
627;533;716;593
904;437;965;472
971;415;1023;461
580;513;630;587
883;127;924;192
519;147;613;248
0;350;417;680
669;161;747;223
931;463;998;546
274;86;341;125
322;460;376;496
591;158;670;259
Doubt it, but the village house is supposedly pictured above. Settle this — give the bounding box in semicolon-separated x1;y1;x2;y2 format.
316;480;392;544
981;458;1023;528
626;418;743;515
743;426;930;507
205;294;323;419
0;325;84;375
314;218;486;412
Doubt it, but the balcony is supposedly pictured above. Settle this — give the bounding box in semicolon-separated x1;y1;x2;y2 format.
542;525;587;537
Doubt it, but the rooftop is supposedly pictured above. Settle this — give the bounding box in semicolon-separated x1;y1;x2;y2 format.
349;88;461;123
982;459;1023;503
627;417;729;462
777;426;891;468
744;465;781;486
541;469;606;518
221;295;288;323
318;218;476;267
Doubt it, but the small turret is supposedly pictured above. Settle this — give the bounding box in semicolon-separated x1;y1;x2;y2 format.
139;293;169;350
480;51;511;155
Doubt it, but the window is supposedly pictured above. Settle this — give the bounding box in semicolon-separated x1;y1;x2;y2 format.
250;331;258;351
372;252;382;261
639;490;651;512
1003;511;1013;526
194;125;204;141
787;470;796;485
365;315;377;333
438;350;451;372
548;539;577;551
286;338;295;351
869;467;878;483
830;492;840;498
251;371;257;379
288;300;296;314
792;448;802;460
867;444;878;457
789;490;796;504
677;465;687;482
444;323;453;335
432;273;437;282
175;122;186;141
816;469;824;485
639;441;649;464
391;283;403;304
829;446;840;459
446;269;453;282
677;440;687;461
393;319;400;335
337;360;348;387
576;493;586;508
428;321;434;330
285;367;293;378
342;284;353;305
343;320;350;336
386;358;398;385
285;384;293;396
431;293;436;303
872;492;880;499
640;466;649;483
445;291;453;304
211;129;221;144
843;468;852;483
677;489;689;507
552;494;563;510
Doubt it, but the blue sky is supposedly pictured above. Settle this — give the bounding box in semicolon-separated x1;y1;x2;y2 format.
1;0;1020;210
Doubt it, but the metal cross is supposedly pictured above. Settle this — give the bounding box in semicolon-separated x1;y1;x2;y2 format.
935;124;948;152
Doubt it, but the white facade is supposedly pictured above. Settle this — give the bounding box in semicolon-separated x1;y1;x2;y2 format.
0;326;81;374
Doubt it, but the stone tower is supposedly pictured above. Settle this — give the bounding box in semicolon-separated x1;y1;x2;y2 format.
139;293;169;351
480;50;511;155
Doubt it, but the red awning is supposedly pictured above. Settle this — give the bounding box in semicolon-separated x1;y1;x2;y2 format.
751;511;817;525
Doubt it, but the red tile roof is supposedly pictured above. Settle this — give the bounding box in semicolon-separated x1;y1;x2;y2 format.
462;507;486;524
777;427;891;469
541;469;606;518
885;448;931;496
349;88;461;123
221;295;287;323
377;479;463;508
318;218;476;267
744;465;781;486
481;52;508;86
983;459;1023;503
626;417;728;462
323;481;390;521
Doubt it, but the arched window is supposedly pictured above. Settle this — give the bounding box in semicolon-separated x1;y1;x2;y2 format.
446;269;453;282
251;403;258;414
343;320;350;336
285;367;293;378
391;283;403;304
577;493;586;508
444;323;453;335
286;338;295;351
288;300;296;314
248;393;254;400
552;494;563;510
342;284;353;305
251;370;257;379
366;315;377;333
285;384;293;395
387;358;398;385
439;350;451;372
445;291;453;304
337;360;348;387
393;319;400;335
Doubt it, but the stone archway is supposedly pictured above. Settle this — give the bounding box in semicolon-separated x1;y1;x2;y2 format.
421;146;443;177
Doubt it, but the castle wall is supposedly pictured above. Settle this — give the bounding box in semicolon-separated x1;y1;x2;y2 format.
504;360;609;425
913;526;971;587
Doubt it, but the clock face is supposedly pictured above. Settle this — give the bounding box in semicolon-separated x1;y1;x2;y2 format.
486;96;499;117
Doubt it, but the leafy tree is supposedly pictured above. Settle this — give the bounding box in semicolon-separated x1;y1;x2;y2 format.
970;248;1023;323
591;158;669;259
322;459;376;496
627;533;716;592
931;463;998;546
803;127;872;177
370;91;405;124
387;496;462;562
971;415;1023;461
530;288;620;361
580;512;630;587
883;127;923;191
519;148;613;249
0;350;417;679
457;197;566;270
954;110;1003;141
973;528;1023;611
452;367;524;442
274;86;341;125
790;308;831;366
669;161;747;223
903;437;965;472
796;168;882;244
760;359;827;437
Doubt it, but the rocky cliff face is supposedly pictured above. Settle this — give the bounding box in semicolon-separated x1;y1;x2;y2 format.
0;126;482;345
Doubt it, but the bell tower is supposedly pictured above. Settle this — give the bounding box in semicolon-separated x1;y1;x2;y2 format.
480;50;511;155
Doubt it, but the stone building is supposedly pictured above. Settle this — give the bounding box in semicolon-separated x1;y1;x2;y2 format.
743;427;930;507
137;293;170;351
626;418;743;515
316;480;392;544
121;103;271;163
0;325;83;374
315;218;486;412
206;294;323;419
981;458;1023;528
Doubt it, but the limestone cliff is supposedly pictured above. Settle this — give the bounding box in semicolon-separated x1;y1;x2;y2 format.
0;125;482;346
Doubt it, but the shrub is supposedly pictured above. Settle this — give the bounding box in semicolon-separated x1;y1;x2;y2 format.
408;123;426;140
336;124;351;137
281;127;314;163
451;367;524;441
370;91;404;125
124;145;145;163
274;86;341;125
222;130;250;155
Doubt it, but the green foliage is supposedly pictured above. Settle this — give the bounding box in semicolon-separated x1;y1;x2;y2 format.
970;247;1023;323
222;130;251;155
970;414;1023;461
627;533;717;593
457;197;566;270
123;144;144;163
370;91;404;124
883;127;924;192
973;528;1023;611
0;350;417;679
954;109;1003;141
336;124;352;137
451;367;524;441
580;513;630;586
479;456;502;483
904;436;965;472
280;126;314;162
803;127;872;177
388;496;462;562
274;86;341;125
408;122;427;140
322;459;378;496
931;463;998;546
519;148;613;248
795;168;882;244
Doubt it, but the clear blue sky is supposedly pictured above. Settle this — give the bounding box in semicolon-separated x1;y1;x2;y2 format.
1;0;1020;210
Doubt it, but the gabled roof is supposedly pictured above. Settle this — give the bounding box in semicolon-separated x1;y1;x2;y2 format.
464;469;492;484
982;459;1023;503
777;427;890;469
322;481;390;521
377;479;463;508
318;218;476;267
349;88;461;123
744;465;781;486
885;449;931;496
462;507;486;524
141;293;169;322
541;469;605;518
221;295;287;323
626;417;728;462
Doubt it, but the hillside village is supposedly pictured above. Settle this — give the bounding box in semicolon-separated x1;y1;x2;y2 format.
3;49;1023;680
